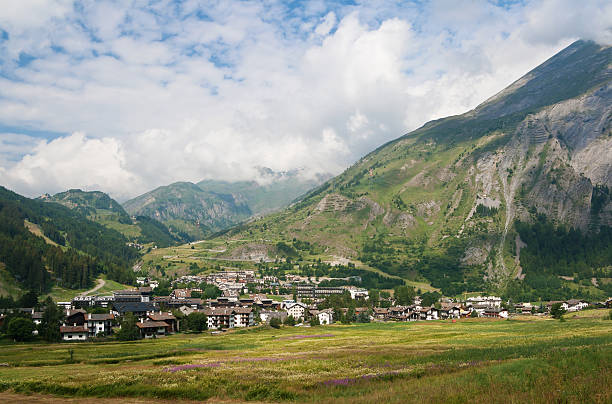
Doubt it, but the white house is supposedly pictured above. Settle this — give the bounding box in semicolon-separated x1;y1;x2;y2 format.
86;313;114;337
233;307;254;327
316;309;334;324
344;287;369;300
566;299;589;312
204;308;235;329
466;296;502;307
285;302;308;321
60;325;88;341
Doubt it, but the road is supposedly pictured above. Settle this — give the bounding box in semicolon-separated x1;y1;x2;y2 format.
79;278;106;296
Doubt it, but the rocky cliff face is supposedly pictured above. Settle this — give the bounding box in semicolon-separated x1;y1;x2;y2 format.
213;40;611;290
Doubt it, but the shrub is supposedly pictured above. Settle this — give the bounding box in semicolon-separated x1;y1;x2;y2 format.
116;313;140;341
283;315;296;326
7;317;35;342
309;316;320;326
550;303;566;319
269;317;281;329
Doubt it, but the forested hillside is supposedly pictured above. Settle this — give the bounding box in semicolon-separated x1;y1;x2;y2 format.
43;189;180;247
0;187;138;294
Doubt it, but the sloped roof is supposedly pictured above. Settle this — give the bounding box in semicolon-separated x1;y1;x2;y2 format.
136;321;169;329
60;325;87;333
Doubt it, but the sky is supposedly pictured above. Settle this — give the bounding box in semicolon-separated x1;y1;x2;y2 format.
0;0;610;201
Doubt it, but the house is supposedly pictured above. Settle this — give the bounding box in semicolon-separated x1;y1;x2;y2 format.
467;296;502;308
86;313;114;336
147;312;179;333
233;307;254;327
439;304;461;319
136;320;169;338
204;307;235;329
344;287;369;300
311;308;333;324
31;310;43;327
65;309;87;326
285;302;308;321
372;308;388;320
566;299;589;312
546;301;569;312
60;325;88;341
260;311;288;324
482;307;509;318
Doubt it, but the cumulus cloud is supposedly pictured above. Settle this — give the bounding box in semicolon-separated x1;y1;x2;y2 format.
0;0;609;200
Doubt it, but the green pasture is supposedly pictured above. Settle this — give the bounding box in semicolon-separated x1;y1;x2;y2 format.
0;312;611;403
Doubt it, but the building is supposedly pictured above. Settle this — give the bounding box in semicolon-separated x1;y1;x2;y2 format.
204;308;235;329
482;307;509;318
466;296;502;307
112;302;157;319
285;302;308;321
233;307;254;327
136;320;169;338
147;312;179;333
260;311;288;323
566;299;589;312
309;308;334;324
344;286;369;300
86;313;114;337
60;325;88;341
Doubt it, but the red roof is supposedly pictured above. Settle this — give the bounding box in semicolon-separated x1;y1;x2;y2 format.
60;325;87;333
136;321;169;329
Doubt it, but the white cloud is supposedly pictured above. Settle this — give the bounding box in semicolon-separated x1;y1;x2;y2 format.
0;0;610;200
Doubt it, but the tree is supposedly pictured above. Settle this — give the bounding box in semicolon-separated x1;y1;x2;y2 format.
116;313;140;341
40;297;64;342
357;312;370;323
7;317;35;342
283;315;296;326
550;303;566;319
470;310;479;318
18;290;38;308
393;285;416;305
269;317;282;329
185;312;208;332
309;315;320;326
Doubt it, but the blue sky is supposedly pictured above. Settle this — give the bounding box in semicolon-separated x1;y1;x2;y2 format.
0;0;610;200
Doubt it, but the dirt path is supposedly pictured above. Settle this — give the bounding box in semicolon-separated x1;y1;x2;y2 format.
0;392;248;404
79;278;105;296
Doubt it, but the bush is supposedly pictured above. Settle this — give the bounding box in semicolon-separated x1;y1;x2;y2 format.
269;317;281;329
309;316;320;326
7;317;35;342
470;310;479;318
283;315;296;326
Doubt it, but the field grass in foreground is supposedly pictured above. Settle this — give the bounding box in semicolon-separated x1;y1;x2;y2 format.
0;313;611;403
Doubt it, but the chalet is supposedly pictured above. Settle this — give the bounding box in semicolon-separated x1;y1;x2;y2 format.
65;309;87;326
114;289;150;303
31;310;43;327
566;299;589;312
147;312;179;333
204;307;235;329
372;308;388;320
467;296;502;308
233;307;254;327
344;286;369;300
86;313;114;337
60;325;88;341
439;304;461;319
482;307;509;318
136;320;169;338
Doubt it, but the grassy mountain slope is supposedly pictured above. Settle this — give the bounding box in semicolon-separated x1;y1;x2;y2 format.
210;40;612;300
43;189;179;247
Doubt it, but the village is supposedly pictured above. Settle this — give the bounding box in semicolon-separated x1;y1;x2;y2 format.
1;270;609;342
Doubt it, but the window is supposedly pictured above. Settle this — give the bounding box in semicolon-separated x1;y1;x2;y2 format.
68;335;72;339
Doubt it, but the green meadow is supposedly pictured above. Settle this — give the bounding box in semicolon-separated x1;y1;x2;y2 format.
0;313;611;403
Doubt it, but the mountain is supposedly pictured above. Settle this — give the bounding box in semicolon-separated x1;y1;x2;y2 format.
0;186;138;294
213;40;612;301
41;189;179;247
123;170;329;240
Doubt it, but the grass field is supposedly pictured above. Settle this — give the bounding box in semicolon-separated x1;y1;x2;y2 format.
0;312;611;403
41;276;132;302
